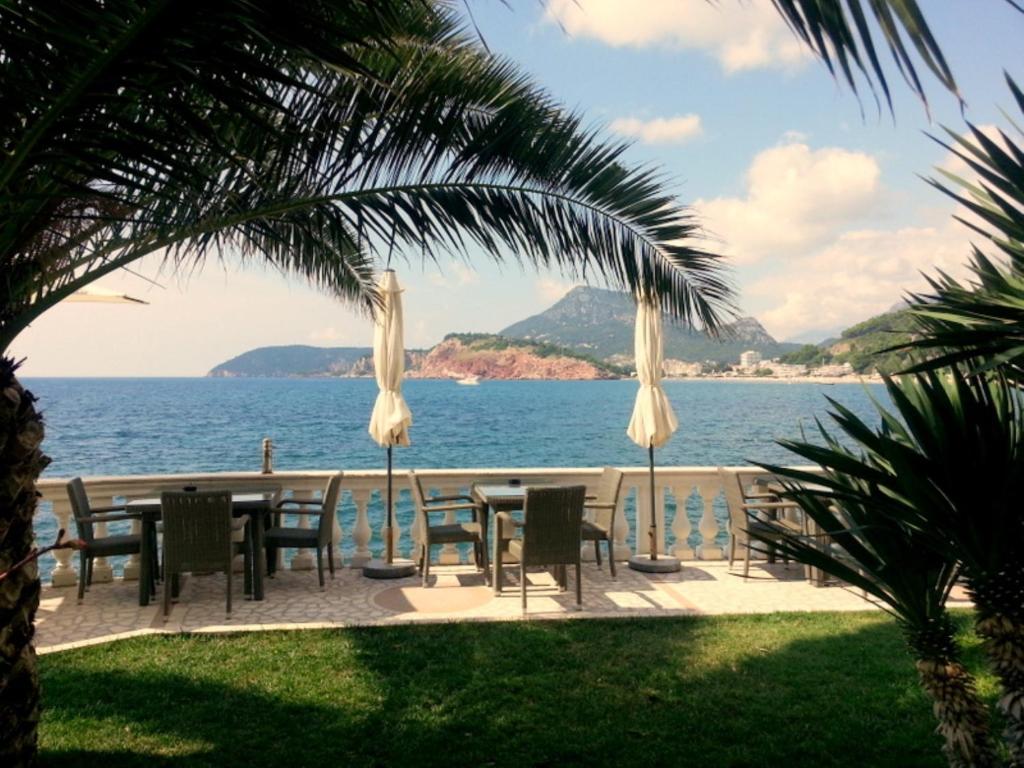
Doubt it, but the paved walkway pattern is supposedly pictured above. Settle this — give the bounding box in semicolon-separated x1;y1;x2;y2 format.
36;560;973;654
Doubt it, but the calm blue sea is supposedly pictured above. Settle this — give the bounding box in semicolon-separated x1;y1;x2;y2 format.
24;377;888;577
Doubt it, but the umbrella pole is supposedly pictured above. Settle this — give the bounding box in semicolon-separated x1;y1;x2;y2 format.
386;444;394;564
648;443;658;560
628;442;680;573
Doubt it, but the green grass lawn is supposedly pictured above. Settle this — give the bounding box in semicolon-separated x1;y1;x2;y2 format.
39;612;998;768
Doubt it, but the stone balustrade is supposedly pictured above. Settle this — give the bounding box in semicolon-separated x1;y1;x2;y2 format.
34;465;786;588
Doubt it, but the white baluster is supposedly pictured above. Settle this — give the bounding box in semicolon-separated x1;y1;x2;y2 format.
655;483;668;556
697;484;723;559
290;490;315;570
49;499;78;587
350;489;372;567
671;485;694;560
634;483;651;555
329;492;343;568
613;488;630;560
123;517;141;581
408;488;424;566
438;485;460;564
90;503;114;582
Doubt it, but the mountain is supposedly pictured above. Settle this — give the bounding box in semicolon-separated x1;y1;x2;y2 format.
209;345;376;377
778;309;917;374
499;286;798;363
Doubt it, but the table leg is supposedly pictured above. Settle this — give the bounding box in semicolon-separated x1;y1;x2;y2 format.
253;510;265;601
139;517;151;607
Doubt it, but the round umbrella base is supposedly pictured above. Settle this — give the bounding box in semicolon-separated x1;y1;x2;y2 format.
362;558;417;579
628;554;682;574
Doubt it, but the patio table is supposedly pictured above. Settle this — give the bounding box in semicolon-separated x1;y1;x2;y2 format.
765;481;830;587
127;492;276;606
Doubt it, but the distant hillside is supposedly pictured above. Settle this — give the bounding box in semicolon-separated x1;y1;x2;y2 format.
410;334;625;380
209;345;376;377
499;286;798;363
208;335;624;380
779;310;917;374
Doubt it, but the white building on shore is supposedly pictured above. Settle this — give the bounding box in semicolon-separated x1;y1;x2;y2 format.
739;350;761;370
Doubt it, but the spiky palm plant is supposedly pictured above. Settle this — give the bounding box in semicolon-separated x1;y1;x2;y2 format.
0;3;736;764
751;367;1024;766
894;76;1024;386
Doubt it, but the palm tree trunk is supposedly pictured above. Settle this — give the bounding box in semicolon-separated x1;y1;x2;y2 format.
907;619;999;768
971;566;1024;767
0;356;50;768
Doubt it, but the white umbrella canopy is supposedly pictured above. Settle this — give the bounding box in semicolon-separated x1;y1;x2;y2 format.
627;296;680;571
368;269;412;448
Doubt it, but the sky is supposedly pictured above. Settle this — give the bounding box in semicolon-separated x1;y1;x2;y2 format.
15;0;1024;376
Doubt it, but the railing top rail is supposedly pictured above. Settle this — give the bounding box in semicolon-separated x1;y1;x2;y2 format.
36;465;816;500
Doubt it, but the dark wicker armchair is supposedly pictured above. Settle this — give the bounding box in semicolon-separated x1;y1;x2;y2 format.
160;490;250;617
264;473;343;588
582;467;623;577
408;470;488;587
495;485;586;610
67;477;156;602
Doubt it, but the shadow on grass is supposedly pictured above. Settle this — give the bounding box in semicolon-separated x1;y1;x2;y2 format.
40;613;988;768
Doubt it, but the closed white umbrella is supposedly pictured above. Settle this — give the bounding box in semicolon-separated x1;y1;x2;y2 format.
627;296;681;573
364;269;416;578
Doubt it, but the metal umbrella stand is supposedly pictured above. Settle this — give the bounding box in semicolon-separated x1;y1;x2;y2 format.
627;297;681;574
363;269;416;579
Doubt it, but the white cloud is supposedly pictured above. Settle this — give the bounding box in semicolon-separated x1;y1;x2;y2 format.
745;220;975;340
536;277;575;304
695;140;882;264
426;261;480;288
544;0;808;73
610;114;702;144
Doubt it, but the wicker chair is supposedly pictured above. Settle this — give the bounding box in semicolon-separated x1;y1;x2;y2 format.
264;473;342;588
408;470;488;587
495;485;586;610
581;467;623;577
718;468;802;578
160;490;250;617
67;477;156;602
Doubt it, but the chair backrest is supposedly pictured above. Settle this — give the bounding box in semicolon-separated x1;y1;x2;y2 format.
407;471;430;528
66;477;96;542
520;485;586;567
161;490;233;574
717;468;748;536
316;474;343;547
590;467;623;530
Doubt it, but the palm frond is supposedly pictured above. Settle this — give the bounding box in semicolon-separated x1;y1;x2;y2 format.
768;0;980;114
0;0;734;353
895;75;1024;382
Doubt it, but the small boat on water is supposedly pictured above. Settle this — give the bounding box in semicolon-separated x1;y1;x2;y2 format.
455;374;480;386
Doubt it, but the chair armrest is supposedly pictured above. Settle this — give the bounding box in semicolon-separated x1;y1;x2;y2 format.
741;502;799;512
77;512;142;524
494;511;524;528
423;502;481;514
90;504;130;514
583;502;616;510
278;508;327;516
429;494;475;503
585;494;598;500
275;498;323;508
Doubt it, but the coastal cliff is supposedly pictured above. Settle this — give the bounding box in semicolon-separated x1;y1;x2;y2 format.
408;335;620;380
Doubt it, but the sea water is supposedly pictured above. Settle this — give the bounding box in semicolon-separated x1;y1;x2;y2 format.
24;377;887;577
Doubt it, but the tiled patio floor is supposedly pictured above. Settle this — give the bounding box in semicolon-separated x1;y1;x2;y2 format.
36;560;972;654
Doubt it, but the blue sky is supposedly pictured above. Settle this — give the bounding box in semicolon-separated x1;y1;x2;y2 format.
16;0;1024;376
